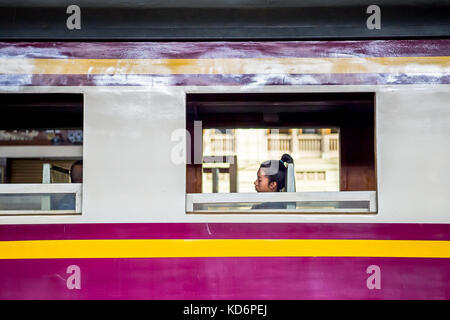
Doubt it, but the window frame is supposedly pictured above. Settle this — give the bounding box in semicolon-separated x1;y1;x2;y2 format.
0;183;82;215
186;92;377;215
187;191;377;214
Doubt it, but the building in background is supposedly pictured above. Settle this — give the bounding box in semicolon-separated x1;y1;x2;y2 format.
202;128;339;193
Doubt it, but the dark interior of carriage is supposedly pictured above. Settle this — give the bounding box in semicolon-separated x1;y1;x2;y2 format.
0;94;83;131
186;92;376;193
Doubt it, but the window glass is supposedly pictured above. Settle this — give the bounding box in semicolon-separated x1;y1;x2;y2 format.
0;193;76;212
194;200;370;212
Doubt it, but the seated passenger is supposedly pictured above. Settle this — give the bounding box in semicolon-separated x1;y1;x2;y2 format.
252;154;294;209
70;160;83;183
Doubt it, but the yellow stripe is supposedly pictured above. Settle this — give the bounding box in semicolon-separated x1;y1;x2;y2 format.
1;239;450;259
0;57;449;75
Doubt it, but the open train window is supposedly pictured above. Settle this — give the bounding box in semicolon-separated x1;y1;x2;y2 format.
0;94;83;215
186;93;376;214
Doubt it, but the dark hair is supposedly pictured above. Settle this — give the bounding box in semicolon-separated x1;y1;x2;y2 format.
259;154;294;192
70;160;83;181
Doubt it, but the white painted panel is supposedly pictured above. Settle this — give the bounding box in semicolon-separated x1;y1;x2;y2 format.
376;89;450;223
81;89;186;222
1;85;450;224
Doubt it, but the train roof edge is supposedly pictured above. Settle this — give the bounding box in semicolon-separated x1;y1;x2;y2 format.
0;1;449;40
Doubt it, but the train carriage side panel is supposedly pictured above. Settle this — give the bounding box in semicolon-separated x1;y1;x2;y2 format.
0;40;449;299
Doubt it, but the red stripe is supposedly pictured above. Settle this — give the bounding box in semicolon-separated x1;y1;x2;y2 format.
0;40;449;59
0;223;449;241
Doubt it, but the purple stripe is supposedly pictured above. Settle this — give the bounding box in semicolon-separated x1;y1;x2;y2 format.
0;73;449;87
0;257;448;299
1;223;450;241
0;40;449;59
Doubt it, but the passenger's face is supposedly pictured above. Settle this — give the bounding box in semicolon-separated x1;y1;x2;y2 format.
254;168;277;192
71;164;83;183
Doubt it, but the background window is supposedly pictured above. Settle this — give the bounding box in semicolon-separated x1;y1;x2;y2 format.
0;94;83;214
0;94;83;184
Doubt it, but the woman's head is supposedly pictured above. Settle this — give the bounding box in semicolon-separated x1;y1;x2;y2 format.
70;160;83;183
254;154;294;192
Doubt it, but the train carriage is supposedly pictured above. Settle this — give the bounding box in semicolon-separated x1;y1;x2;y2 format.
0;0;449;300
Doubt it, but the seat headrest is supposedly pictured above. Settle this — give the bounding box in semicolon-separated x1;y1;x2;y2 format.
285;163;296;192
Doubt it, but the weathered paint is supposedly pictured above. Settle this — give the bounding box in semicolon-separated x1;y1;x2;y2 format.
1;40;449;59
0;40;449;86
